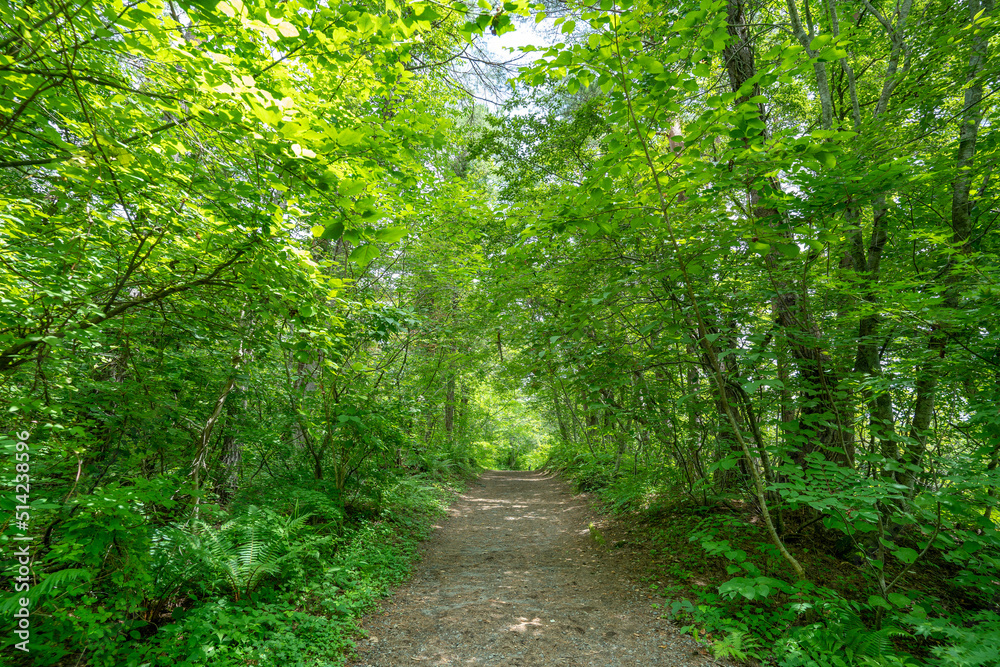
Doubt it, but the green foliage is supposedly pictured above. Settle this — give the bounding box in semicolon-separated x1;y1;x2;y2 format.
118;601;350;667
1;472;455;665
779;606;913;667
193;505;329;602
406;448;458;480
711;629;762;662
461;382;553;470
3;0;999;663
552;451;617;492
902;610;1000;667
588;522;607;547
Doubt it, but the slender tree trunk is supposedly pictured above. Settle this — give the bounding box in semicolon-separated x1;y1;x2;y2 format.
903;332;947;494
785;0;834;129
903;0;993;495
826;0;862;129
614;0;805;577
555;373;586;450
190;371;237;518
459;382;469;441
444;373;456;444
726;0;851;465
191;355;241;493
854;201;896;461
215;391;243;503
951;0;993;251
552;377;571;443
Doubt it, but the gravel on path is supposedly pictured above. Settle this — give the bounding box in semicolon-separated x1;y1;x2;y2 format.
348;470;713;666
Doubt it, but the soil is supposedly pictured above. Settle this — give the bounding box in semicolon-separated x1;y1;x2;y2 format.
348;470;713;666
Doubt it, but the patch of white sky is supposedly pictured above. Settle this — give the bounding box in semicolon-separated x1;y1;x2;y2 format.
487;14;554;51
464;11;587;108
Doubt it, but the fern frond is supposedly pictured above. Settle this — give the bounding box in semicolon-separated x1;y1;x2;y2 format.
281;512;314;538
853;625;910;659
0;569;91;614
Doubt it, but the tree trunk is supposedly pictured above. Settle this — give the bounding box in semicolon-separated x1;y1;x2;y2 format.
552;377;571;443
853;200;896;461
444;373;456;444
903;0;993;494
215;390;243;503
726;0;851;465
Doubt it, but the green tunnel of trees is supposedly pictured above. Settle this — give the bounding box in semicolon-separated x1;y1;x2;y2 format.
1;0;999;664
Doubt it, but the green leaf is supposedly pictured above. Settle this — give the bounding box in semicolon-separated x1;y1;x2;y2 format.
340;180;366;197
809;34;832;51
376;226;408;243
887;592;911;607
336;129;365;146
321;222;345;240
893;547;919;564
868;595;892;610
775;243;800;258
349;244;381;264
277;21;299;38
637;56;664;74
814;151;837;168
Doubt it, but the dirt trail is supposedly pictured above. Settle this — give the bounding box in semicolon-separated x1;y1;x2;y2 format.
349;470;711;666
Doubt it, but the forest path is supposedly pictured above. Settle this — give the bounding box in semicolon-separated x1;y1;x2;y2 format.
348;470;711;666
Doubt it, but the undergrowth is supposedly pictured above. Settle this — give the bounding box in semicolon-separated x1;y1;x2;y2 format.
0;473;459;667
546;448;1000;667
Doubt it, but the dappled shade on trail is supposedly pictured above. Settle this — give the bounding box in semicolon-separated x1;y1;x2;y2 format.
350;471;709;666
